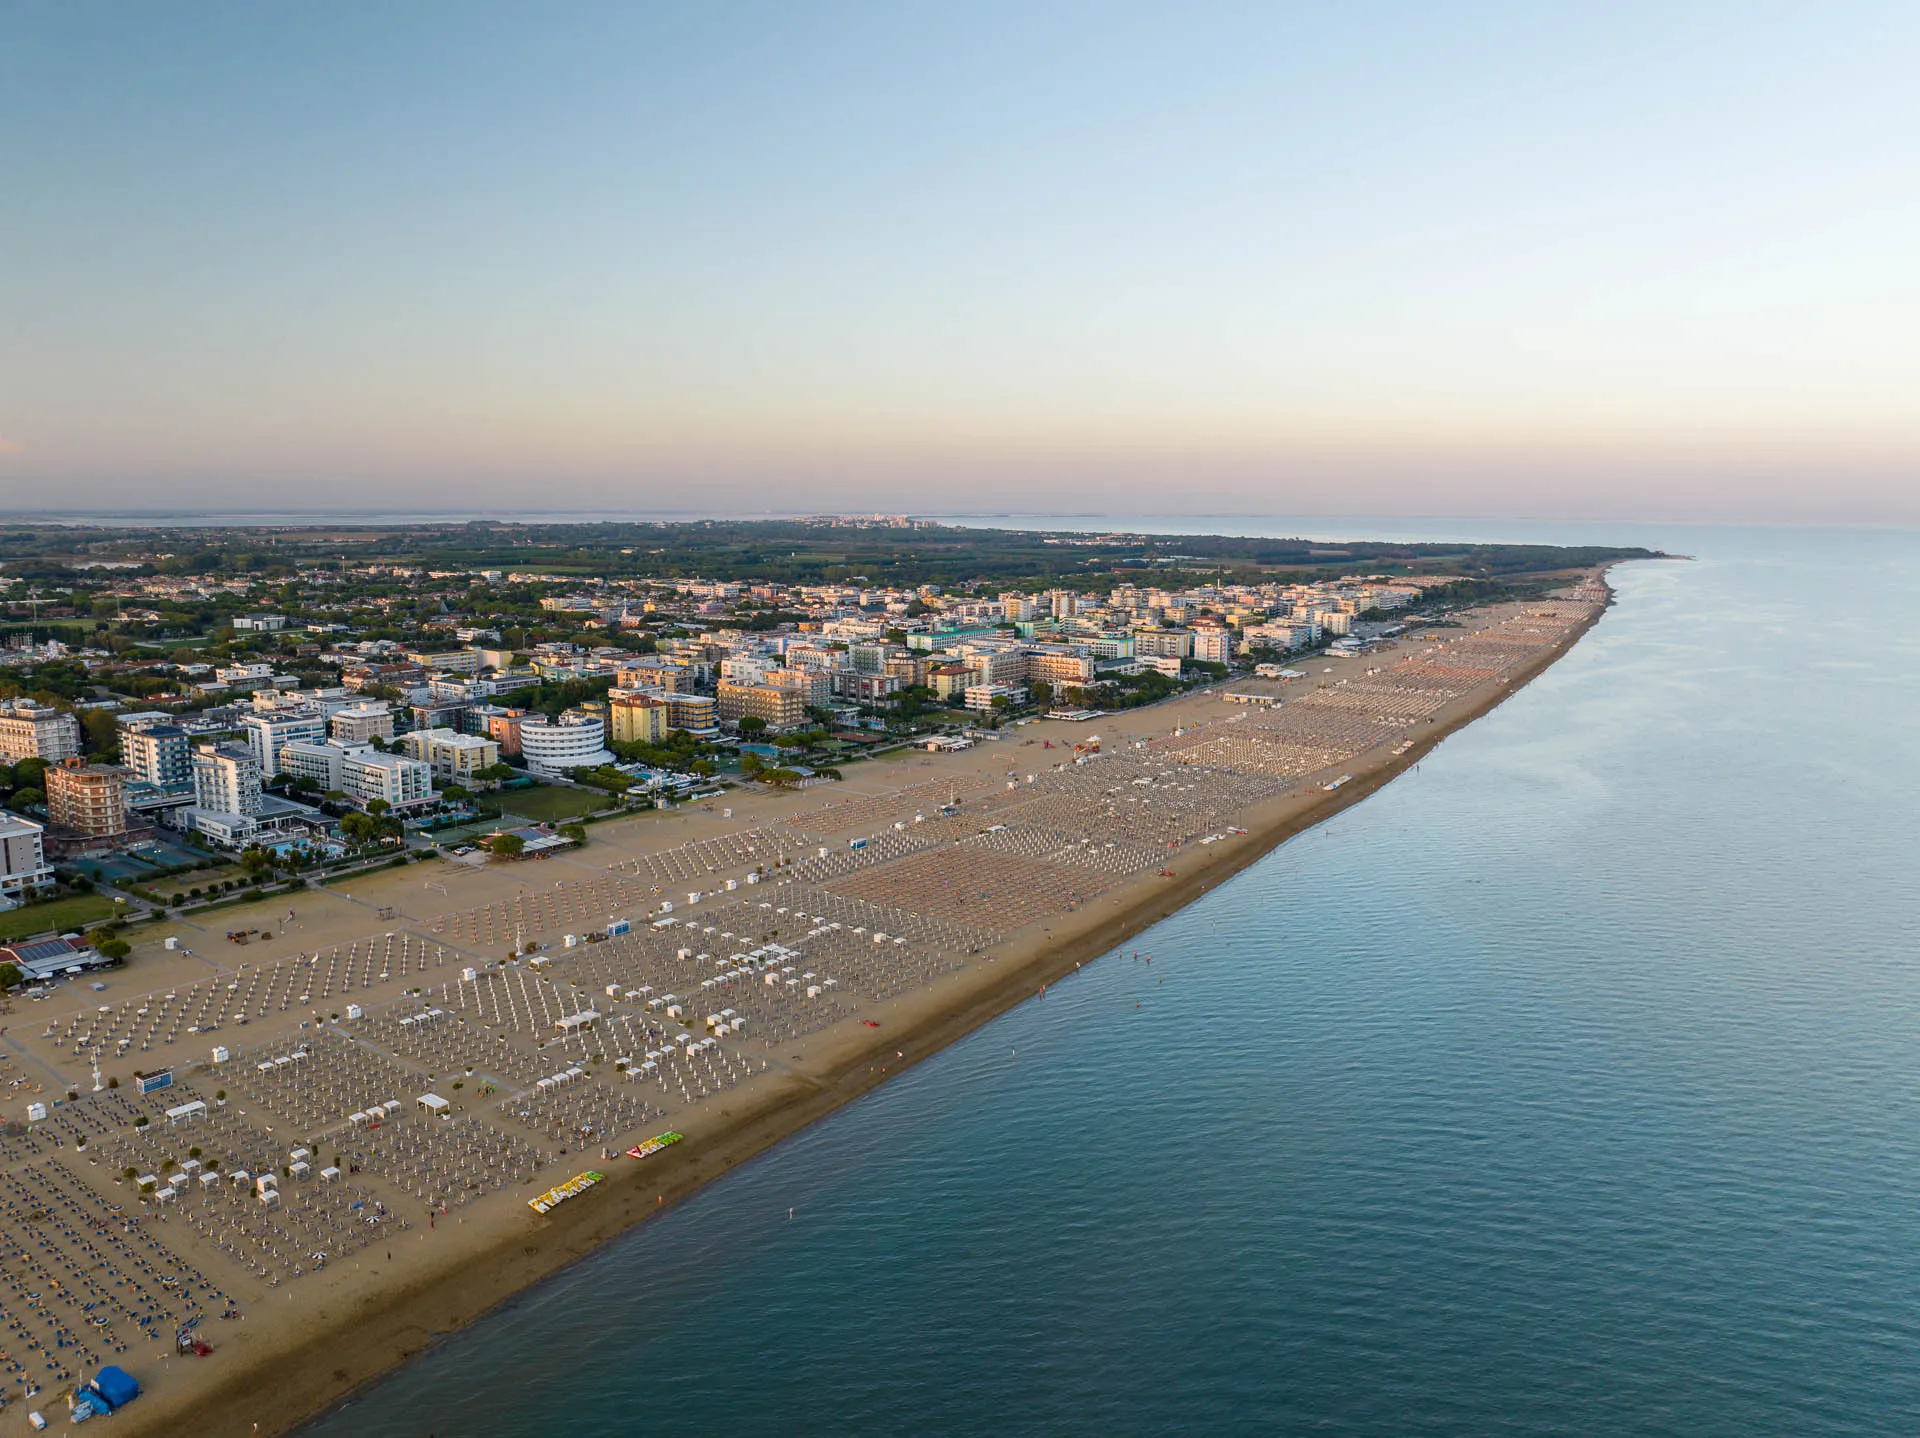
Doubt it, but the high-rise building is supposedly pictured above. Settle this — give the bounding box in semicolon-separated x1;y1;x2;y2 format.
121;723;193;790
240;710;327;778
192;743;262;820
1192;628;1233;665
44;758;127;839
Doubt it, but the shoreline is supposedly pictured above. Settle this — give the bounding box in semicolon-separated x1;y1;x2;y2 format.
107;583;1612;1437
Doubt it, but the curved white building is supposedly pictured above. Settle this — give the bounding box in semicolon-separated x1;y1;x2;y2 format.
518;712;614;779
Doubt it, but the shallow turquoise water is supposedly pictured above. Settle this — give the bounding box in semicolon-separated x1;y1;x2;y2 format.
306;527;1920;1436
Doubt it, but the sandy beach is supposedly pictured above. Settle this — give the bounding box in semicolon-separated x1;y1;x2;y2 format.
0;579;1609;1436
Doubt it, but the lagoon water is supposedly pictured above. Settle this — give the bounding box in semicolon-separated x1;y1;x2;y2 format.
307;527;1920;1436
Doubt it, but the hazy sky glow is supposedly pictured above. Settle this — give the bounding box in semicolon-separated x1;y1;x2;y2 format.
4;2;1919;521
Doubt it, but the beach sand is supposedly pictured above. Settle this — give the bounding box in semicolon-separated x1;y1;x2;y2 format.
0;581;1609;1436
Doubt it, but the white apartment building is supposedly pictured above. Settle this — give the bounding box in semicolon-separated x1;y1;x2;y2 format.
193;743;262;817
518;712;614;778
963;683;1028;713
329;702;395;745
0;815;53;906
399;727;500;783
404;649;482;674
241;710;328;778
280;739;433;810
215;662;277;684
276;739;353;793
187;743;264;844
1132;628;1196;659
429;674;510;703
719;655;774;685
1244;620;1318;650
1192;629;1233;665
344;751;433;810
0;700;81;765
254;686;358;717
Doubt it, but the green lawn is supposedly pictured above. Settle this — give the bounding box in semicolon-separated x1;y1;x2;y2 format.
497;784;611;824
0;892;119;942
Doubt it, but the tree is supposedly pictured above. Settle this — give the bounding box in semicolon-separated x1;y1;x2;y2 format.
241;846;273;877
81;709;120;759
557;823;586;845
13;758;47;789
95;938;131;961
737;716;767;735
441;784;471;803
739;752;764;775
10;787;43;812
0;963;21;991
1028;680;1053;709
366;798;391;816
490;832;525;858
690;759;717;778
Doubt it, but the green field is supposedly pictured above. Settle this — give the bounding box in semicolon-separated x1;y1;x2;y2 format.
0;892;118;943
498;784;610;824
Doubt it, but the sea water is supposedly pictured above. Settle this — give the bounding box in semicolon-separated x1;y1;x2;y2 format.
306;525;1920;1435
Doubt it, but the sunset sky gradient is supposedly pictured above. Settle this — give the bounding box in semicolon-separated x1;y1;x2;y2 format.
4;2;1918;521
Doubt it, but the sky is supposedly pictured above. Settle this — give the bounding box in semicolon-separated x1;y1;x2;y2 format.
3;2;1918;523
